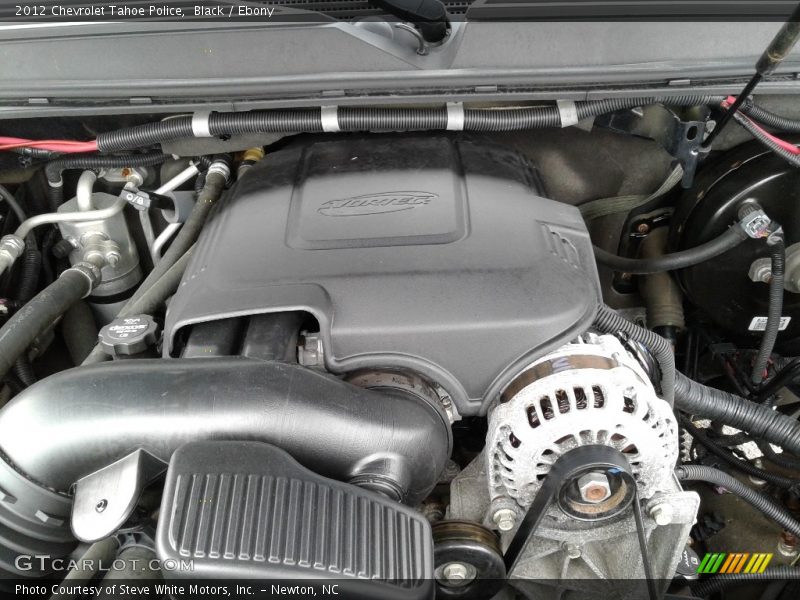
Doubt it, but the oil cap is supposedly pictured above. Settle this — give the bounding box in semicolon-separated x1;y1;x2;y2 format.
98;315;158;357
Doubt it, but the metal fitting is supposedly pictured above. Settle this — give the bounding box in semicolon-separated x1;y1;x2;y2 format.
492;508;517;532
207;160;231;183
65;261;104;298
0;234;24;276
577;472;612;503
649;503;674;526
442;562;468;582
564;542;582;559
749;257;773;284
438;561;476;588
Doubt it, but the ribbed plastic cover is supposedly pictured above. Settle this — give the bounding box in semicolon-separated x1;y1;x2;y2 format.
157;441;434;598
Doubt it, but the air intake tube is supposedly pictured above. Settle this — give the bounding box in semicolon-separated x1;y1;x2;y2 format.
0;358;452;577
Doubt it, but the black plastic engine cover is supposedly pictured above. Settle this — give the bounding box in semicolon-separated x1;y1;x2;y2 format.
164;135;600;414
156;441;434;599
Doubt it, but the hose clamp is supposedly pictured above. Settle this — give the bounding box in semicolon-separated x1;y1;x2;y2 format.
0;234;24;260
64;261;102;298
206;161;231;183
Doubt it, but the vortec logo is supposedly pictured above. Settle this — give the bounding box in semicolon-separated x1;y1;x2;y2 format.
318;191;437;217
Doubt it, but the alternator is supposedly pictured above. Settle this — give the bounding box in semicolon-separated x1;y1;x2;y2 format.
487;334;678;511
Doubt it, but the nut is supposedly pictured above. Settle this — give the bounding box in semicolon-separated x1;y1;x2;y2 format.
577;472;612;503
564;542;582;559
649;503;674;526
105;250;121;268
492;508;516;532
749;258;773;284
442;562;468;582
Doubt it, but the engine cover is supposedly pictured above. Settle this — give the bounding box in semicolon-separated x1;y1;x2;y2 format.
165;135;600;415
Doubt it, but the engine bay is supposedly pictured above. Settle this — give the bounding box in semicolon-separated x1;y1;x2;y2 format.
4;44;800;600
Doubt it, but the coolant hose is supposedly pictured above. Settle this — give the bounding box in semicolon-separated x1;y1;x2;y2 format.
95;96;723;151
43;153;168;210
593;304;675;405
752;233;786;383
0;263;98;382
593;226;747;274
675;465;800;536
0;358;452;576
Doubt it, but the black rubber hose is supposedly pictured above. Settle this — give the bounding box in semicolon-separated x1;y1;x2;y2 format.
0;265;95;382
43;152;169;210
125;161;227;309
15;234;41;305
752;233;786;384
733;111;800;168
676;465;800;536
122;244;194;317
593;226;747;275
96;97;724;151
692;566;800;598
680;416;798;489
675;372;800;457
10;234;42;388
593;304;675;405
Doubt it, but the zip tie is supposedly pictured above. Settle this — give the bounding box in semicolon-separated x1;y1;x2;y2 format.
557;100;579;128
191;111;213;138
320;106;340;133
446;102;465;131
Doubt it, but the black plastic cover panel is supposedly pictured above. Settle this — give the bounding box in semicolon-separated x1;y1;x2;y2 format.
156;441;434;599
164;135;600;414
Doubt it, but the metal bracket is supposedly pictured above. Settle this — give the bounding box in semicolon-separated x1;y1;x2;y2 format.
71;449;167;543
594;104;710;188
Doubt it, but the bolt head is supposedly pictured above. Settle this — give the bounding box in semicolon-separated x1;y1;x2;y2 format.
749;258;773;284
650;503;674;526
577;472;612;504
492;508;516;532
105;251;121;267
442;562;468;582
564;543;582;559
